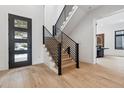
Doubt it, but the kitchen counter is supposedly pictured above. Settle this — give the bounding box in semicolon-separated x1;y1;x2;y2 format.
97;47;109;58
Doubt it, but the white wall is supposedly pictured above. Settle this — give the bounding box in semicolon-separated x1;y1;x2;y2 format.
0;5;44;70
97;21;124;57
44;5;64;33
69;6;124;64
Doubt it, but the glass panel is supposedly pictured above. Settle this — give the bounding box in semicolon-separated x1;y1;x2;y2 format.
14;54;28;62
116;31;124;35
15;31;27;39
14;19;28;29
122;36;124;49
15;43;28;51
116;36;122;48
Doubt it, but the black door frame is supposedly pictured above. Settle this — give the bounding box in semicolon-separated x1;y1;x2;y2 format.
9;14;32;69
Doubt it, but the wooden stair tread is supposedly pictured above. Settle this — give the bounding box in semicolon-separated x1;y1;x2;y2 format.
62;60;76;68
62;56;70;59
62;60;72;65
62;58;72;61
62;53;68;56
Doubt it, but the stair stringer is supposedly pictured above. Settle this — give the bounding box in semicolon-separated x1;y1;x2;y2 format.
43;45;58;73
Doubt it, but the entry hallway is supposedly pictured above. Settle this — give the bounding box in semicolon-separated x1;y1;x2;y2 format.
0;62;124;88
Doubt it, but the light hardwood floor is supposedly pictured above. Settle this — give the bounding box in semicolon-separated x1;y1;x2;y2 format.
97;56;124;75
0;62;124;88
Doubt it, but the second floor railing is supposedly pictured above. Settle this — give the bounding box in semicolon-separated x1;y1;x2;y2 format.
55;5;74;31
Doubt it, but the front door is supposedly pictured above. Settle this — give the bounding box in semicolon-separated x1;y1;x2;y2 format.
9;14;32;68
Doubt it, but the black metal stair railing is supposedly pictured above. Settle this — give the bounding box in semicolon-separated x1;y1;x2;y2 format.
53;27;79;68
43;25;62;75
53;5;79;68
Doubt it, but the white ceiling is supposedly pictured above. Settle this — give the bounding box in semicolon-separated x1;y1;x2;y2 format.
78;5;101;12
97;11;124;25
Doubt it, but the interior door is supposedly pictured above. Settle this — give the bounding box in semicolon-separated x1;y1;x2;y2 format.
9;14;32;69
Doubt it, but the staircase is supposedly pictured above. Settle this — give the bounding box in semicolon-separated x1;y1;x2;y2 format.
43;5;79;75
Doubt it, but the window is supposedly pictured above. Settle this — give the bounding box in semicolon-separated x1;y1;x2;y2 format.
14;19;28;29
14;54;28;62
15;31;27;39
115;30;124;49
15;43;28;51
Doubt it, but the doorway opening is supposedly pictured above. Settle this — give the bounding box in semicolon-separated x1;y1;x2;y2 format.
95;11;124;73
9;14;32;69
